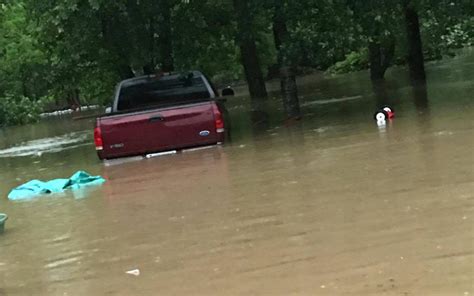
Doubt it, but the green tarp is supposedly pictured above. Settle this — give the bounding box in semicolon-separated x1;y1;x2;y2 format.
8;171;106;201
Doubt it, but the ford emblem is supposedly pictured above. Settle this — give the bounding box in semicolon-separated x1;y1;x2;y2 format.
199;130;210;137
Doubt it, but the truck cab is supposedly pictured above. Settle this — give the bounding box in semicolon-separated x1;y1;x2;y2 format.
94;71;230;160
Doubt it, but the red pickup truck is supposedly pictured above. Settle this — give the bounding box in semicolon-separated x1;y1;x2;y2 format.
94;71;230;160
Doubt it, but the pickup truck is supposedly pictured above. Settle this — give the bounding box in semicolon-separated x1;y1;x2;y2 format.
94;71;231;160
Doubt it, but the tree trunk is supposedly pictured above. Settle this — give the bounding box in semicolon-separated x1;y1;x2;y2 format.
273;1;300;119
280;66;300;118
369;41;385;81
67;89;81;111
118;64;135;79
381;37;395;71
144;13;156;75
369;36;395;81
413;83;428;110
238;40;268;102
158;0;174;72
372;80;389;107
100;13;135;79
143;65;154;75
233;0;268;104
403;0;426;83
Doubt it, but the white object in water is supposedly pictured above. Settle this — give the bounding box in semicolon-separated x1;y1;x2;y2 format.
145;150;177;158
375;112;387;122
377;119;387;127
126;269;140;276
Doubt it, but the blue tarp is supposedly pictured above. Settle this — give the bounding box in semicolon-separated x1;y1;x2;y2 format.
8;171;106;201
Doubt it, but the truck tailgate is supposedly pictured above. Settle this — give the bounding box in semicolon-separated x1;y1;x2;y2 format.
98;102;219;159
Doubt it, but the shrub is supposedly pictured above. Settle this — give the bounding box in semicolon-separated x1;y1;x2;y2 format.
0;95;42;126
327;49;369;74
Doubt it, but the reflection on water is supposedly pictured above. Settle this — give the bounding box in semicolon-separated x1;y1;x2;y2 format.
0;131;89;158
0;49;473;295
301;95;363;107
413;84;429;111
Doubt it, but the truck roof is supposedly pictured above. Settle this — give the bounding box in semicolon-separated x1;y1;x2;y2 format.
120;71;204;88
111;70;216;113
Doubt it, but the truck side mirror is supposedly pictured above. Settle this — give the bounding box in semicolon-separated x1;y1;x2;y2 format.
221;87;235;97
105;107;112;114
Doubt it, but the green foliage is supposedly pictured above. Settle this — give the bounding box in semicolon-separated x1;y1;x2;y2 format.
327;49;369;74
0;96;42;126
0;3;52;126
172;0;243;83
442;20;474;48
0;0;472;126
421;2;474;60
282;1;360;68
0;3;50;98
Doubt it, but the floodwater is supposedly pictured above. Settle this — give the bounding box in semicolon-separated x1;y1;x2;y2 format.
0;49;473;295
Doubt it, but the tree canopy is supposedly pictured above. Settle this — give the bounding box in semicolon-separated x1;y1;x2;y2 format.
0;0;472;125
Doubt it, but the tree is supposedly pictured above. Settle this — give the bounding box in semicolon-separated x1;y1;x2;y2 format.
1;0;473;126
272;0;300;119
403;0;426;83
233;0;268;105
368;37;395;81
157;0;174;72
346;0;397;81
172;0;242;83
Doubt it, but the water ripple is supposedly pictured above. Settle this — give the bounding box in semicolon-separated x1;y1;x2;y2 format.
0;131;89;157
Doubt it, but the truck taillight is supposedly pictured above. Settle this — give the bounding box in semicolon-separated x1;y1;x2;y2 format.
212;104;224;133
94;127;103;150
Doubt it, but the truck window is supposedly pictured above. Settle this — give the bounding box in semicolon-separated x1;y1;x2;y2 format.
117;75;211;111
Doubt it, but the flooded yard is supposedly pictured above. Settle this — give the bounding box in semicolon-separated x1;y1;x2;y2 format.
0;50;473;295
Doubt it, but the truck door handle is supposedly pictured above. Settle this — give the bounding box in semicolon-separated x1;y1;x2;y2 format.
149;115;165;122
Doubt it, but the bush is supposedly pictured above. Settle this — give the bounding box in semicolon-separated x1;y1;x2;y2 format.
0;95;43;126
441;19;474;48
327;49;369;74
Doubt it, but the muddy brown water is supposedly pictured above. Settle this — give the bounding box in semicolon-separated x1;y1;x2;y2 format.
0;50;473;295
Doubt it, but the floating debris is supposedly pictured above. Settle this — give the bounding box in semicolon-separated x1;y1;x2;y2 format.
126;269;140;276
0;214;8;234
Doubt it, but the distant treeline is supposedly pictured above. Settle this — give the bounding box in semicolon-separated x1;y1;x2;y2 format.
0;0;472;125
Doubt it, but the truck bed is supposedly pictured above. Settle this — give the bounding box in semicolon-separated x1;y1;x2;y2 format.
94;71;228;160
95;101;225;160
